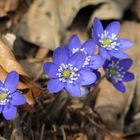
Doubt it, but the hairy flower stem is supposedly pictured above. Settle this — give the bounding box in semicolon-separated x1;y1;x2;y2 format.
83;75;106;108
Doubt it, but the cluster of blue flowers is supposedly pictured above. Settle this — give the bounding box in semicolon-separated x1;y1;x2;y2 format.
43;17;134;96
0;17;134;121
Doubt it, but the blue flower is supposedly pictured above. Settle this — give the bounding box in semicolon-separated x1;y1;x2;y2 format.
103;58;134;92
0;71;26;120
92;17;132;60
43;46;97;97
67;35;104;70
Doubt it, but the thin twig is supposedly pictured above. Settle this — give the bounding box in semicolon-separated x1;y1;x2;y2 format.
60;127;66;140
39;124;45;140
33;68;44;82
0;137;8;140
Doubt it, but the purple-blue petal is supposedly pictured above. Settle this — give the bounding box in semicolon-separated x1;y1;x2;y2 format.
105;21;120;35
81;39;96;55
2;105;17;120
118;38;132;50
11;91;26;105
109;50;128;59
4;71;19;93
43;62;58;78
99;48;111;60
0;80;4;88
92;17;103;39
85;70;101;87
123;72;134;82
103;60;109;69
119;59;133;71
53;47;69;65
68;52;86;70
89;55;105;69
0;106;3;112
68;35;81;53
78;70;97;86
65;83;81;97
114;82;126;92
48;79;65;93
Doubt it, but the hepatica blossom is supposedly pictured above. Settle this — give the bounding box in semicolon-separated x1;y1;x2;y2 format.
67;35;104;70
0;71;26;120
43;47;97;97
103;58;134;92
92;17;132;60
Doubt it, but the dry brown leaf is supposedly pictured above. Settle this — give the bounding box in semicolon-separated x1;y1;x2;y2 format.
119;22;140;116
58;0;132;29
0;37;28;77
2;33;16;50
88;0;132;28
0;37;42;111
131;0;140;20
0;0;19;17
59;0;100;28
94;78;135;131
15;0;64;50
0;65;26;88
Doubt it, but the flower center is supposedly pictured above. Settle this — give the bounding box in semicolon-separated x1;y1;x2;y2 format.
82;56;92;68
103;39;111;46
110;69;116;76
0;93;7;100
0;87;12;106
56;63;80;84
107;60;125;83
63;70;71;78
99;31;120;50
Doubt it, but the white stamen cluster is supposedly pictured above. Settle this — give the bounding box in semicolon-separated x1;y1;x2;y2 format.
82;56;91;67
56;63;80;84
72;48;87;54
72;48;79;54
0;87;11;105
106;60;125;83
99;30;120;50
